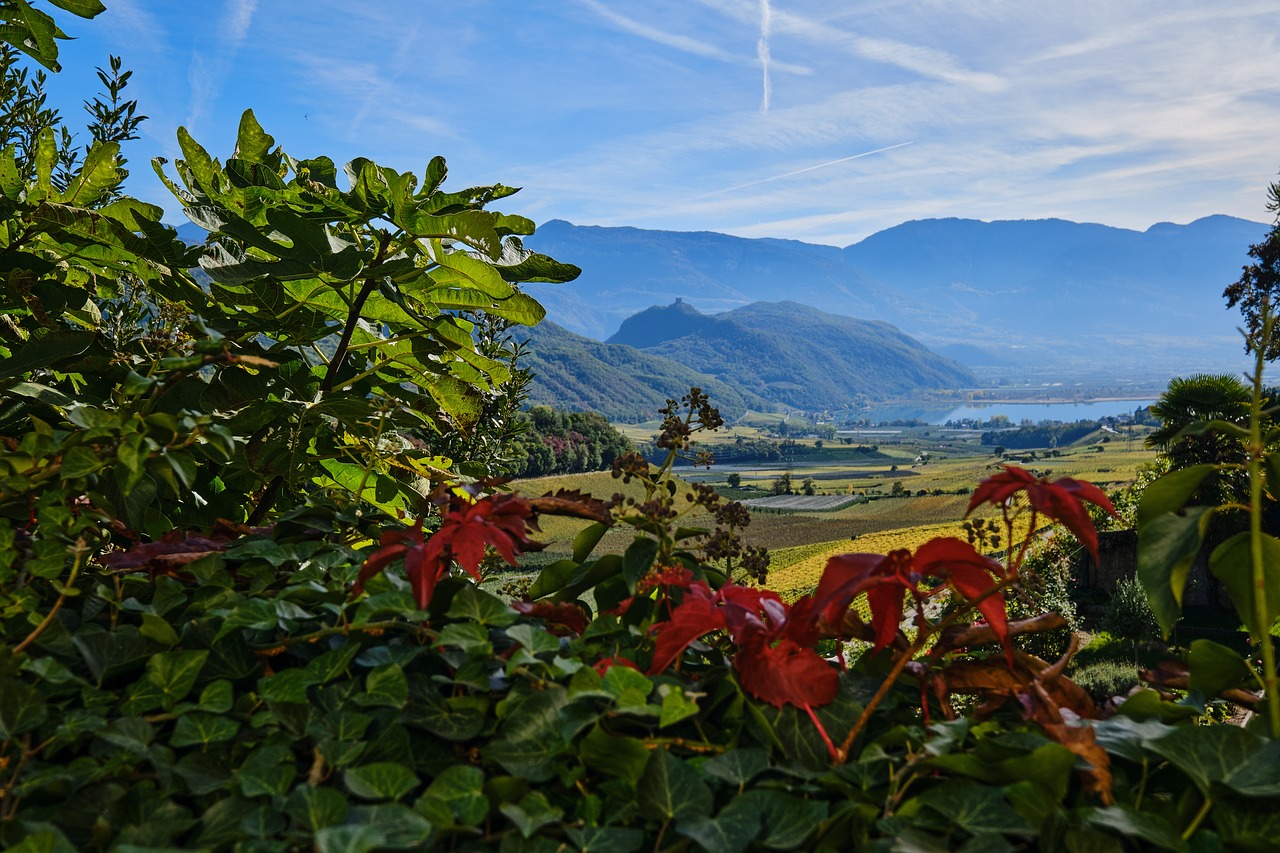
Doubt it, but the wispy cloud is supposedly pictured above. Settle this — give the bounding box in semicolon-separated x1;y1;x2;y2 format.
186;0;258;130
703;142;914;197
757;0;772;112
577;0;810;75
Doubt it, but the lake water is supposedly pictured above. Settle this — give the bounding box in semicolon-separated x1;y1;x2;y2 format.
856;399;1157;426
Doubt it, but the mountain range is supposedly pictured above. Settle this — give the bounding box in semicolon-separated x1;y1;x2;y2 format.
523;215;1271;373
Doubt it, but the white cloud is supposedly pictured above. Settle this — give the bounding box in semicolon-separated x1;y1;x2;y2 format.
185;0;259;129
757;0;772;113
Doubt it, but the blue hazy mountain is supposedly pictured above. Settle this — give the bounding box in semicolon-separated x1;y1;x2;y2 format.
525;215;1270;373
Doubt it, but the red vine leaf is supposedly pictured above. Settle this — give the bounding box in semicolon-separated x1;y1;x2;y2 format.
967;465;1118;559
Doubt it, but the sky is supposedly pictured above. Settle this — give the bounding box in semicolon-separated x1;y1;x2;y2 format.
40;0;1280;246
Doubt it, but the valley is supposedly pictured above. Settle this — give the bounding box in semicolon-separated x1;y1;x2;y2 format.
511;413;1159;601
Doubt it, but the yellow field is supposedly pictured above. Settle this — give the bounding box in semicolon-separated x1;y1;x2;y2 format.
764;522;964;595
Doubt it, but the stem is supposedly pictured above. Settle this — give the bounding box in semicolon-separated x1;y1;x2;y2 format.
322;233;391;394
1248;312;1279;739
1181;795;1213;840
13;538;86;654
836;574;1018;763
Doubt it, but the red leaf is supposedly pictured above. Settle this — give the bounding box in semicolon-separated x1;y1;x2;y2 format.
648;583;726;674
915;537;1012;665
734;629;839;708
866;582;909;651
512;600;590;636
350;541;410;598
814;550;918;650
967;466;1118;560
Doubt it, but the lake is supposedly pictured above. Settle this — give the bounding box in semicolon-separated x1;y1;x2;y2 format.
856;399;1157;426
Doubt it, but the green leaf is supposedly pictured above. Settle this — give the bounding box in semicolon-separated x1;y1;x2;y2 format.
445;583;515;627
58;445;102;478
623;537;660;592
1086;805;1187;852
0;677;47;737
1213;799;1280;851
145;649;209;710
4;380;74;407
506;624;561;656
677;796;761;853
232;109;276;164
420;765;488;826
306;642;361;684
1210;531;1280;642
238;759;296;800
258;668;318;703
638;750;713;822
1113;689;1202;724
170;712;239;748
739;789;829;851
565;827;644;853
287;785;349;831
499;791;563;839
484;688;571;782
0;330;95;378
355;664;409;709
702;748;770;787
197;679;234;713
1220;739;1280;797
573;522;609;563
413;694;488;741
437;622;492;655
1147;724;1263;796
1187;639;1256;698
55;140;119;207
578;725;651;786
46;0;105;18
915;782;1034;837
659;685;700;728
1138;506;1216;637
1137;466;1217;526
344;762;419;801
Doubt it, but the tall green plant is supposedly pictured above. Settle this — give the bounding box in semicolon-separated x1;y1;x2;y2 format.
1138;309;1280;735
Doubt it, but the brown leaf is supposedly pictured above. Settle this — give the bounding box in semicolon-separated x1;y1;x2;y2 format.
528;489;612;523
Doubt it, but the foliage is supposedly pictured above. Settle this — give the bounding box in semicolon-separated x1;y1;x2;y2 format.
6;16;1280;851
1224;175;1280;360
1137;304;1280;735
1146;373;1252;507
508;407;632;478
1100;575;1161;659
980;420;1097;449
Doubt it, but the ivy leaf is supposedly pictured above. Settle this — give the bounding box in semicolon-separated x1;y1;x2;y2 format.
1146;724;1262;797
915;782;1035;837
0;677;47;738
171;713;239;748
638;750;713;823
420;765;488;826
344;762;419;801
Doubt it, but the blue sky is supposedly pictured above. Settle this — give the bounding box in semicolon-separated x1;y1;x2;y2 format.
43;0;1280;245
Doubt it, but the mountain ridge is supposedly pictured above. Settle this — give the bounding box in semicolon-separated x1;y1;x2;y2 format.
524;215;1269;373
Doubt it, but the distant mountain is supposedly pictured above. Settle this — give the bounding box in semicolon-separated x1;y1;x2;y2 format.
608;301;974;411
519;320;776;422
524;216;1270;373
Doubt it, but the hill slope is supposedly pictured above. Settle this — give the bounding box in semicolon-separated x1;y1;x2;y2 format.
610;301;975;411
520;320;776;422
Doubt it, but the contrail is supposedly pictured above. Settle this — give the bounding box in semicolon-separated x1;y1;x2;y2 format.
757;0;772;113
703;141;915;197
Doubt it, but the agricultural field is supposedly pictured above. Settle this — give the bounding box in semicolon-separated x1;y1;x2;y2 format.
739;494;860;511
